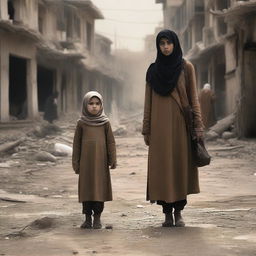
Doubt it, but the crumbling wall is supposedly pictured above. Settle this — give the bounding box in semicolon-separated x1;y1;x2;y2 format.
0;31;37;122
224;35;240;115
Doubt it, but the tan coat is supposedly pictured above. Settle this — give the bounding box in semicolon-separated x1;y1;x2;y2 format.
199;89;216;129
142;60;203;203
72;120;116;202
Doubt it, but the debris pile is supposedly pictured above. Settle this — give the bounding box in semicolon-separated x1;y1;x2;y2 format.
206;113;236;141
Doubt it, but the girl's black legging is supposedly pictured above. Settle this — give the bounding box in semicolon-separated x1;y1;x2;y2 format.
157;199;187;214
82;201;104;215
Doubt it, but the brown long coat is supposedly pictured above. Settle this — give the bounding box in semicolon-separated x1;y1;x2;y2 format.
72;120;116;203
198;89;216;129
142;60;203;203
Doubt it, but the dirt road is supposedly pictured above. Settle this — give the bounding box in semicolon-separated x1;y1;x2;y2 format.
0;134;256;256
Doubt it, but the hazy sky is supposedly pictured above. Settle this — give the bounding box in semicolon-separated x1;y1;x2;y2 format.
91;0;163;52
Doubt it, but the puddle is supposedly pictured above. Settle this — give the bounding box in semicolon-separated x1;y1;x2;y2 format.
198;207;252;213
68;195;77;198
0;189;41;202
189;223;217;228
0;210;77;218
233;234;256;243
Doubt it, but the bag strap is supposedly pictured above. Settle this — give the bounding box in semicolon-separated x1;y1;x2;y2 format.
182;59;192;106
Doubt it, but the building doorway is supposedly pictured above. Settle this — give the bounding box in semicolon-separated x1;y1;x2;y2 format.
9;55;27;120
37;66;55;112
238;50;256;137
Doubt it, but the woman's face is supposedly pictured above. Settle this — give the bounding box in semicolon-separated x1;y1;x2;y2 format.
159;38;174;56
87;96;101;115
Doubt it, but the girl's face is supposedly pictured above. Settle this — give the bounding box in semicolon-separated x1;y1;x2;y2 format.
87;96;101;115
159;38;174;56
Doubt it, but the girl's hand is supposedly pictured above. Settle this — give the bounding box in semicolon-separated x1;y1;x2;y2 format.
110;162;117;169
144;135;150;146
195;130;204;141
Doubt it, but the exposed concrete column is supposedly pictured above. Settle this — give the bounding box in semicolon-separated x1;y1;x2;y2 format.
66;68;77;111
0;0;8;20
56;68;62;115
27;58;38;119
82;70;89;96
0;39;9;122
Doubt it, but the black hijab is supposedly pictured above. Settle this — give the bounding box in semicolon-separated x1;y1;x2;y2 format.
146;29;183;96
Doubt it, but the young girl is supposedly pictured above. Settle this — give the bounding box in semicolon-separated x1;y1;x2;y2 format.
72;91;116;229
142;30;203;227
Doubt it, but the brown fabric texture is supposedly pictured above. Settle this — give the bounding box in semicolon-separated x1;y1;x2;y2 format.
72;120;116;202
142;60;202;203
198;89;216;129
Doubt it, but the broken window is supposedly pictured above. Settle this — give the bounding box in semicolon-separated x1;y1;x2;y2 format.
8;0;15;20
38;4;46;34
57;7;66;31
195;0;204;12
9;55;27;120
65;7;73;39
86;22;92;51
217;17;227;36
37;66;56;112
74;15;81;39
216;0;230;10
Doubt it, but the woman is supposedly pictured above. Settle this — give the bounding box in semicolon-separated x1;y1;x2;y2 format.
142;30;204;227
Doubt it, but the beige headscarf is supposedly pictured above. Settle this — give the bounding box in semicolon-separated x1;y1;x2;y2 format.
203;83;211;90
80;91;109;126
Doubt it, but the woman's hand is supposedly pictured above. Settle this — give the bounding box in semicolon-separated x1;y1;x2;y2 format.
144;135;150;146
110;162;117;169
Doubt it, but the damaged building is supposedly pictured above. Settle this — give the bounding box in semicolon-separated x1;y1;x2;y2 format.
156;0;256;137
0;0;123;123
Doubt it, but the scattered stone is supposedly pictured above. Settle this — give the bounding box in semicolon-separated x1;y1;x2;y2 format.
51;195;62;198
129;172;136;175
54;143;72;156
5;231;27;238
209;113;235;135
121;214;127;217
32;123;62;138
0;197;26;203
35;151;57;162
205;131;219;141
113;126;127;136
105;224;113;229
0;139;24;154
136;205;144;208
222;131;236;140
0;163;11;168
29;217;56;229
73;251;79;255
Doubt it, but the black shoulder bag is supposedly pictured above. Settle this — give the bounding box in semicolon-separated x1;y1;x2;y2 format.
183;61;211;167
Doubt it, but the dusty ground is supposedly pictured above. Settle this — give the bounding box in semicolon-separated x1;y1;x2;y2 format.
0;122;256;256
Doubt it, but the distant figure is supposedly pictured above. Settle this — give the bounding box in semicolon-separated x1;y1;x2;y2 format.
43;91;59;123
198;83;217;129
72;91;116;229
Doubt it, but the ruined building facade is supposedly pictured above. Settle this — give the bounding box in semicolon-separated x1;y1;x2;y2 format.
0;0;122;123
156;0;256;137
